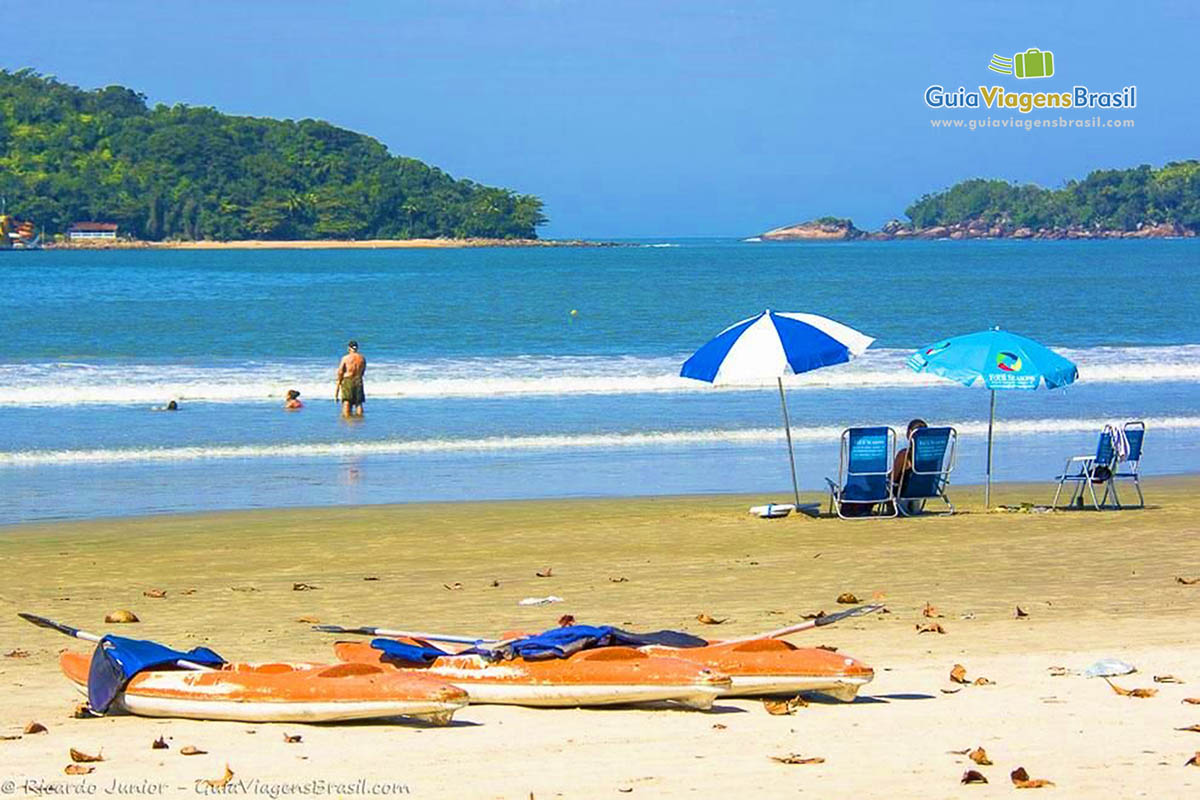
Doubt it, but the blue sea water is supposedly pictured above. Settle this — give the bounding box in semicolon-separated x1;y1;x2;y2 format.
1;239;1198;522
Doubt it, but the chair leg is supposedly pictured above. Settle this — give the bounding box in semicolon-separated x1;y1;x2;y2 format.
1133;476;1145;508
1087;478;1102;510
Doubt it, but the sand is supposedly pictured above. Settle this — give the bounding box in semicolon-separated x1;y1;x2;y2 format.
2;478;1200;798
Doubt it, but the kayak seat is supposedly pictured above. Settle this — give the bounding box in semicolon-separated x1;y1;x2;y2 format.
317;663;385;678
250;663;303;674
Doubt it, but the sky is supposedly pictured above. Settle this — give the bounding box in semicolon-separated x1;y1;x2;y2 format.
4;0;1195;238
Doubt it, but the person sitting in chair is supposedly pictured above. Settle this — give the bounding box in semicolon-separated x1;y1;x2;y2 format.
892;418;928;515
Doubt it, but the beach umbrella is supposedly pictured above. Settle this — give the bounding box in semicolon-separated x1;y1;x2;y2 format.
680;309;875;507
906;328;1078;507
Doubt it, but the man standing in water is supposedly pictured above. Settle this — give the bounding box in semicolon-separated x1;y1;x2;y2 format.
336;340;366;417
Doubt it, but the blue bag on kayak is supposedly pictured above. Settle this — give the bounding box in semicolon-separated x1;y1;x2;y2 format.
87;635;225;714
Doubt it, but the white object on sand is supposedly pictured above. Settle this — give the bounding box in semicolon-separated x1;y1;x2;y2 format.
1083;659;1136;678
518;595;564;606
749;503;794;519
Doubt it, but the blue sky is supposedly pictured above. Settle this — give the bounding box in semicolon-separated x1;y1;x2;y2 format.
5;0;1195;237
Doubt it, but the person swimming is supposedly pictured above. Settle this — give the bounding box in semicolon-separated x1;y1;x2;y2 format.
152;400;179;411
284;389;303;410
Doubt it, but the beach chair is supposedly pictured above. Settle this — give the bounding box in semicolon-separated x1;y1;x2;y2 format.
895;426;958;516
826;427;897;519
1104;421;1146;509
1051;427;1119;510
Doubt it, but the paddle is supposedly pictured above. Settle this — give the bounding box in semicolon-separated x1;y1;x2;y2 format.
18;612;215;671
314;604;886;650
311;624;526;651
721;603;886;645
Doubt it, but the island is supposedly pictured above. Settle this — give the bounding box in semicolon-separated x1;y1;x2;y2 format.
758;161;1200;241
0;69;545;243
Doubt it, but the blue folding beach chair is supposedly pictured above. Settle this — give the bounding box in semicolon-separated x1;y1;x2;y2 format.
896;426;958;516
1051;426;1119;510
1104;421;1146;509
826;426;897;519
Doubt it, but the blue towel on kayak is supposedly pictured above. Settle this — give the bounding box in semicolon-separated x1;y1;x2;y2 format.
370;625;708;664
87;635;225;714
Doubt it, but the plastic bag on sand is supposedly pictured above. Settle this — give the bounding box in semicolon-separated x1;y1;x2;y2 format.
518;596;564;606
1083;658;1136;678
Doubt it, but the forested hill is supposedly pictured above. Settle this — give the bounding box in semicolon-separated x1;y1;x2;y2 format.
904;161;1200;232
0;69;546;240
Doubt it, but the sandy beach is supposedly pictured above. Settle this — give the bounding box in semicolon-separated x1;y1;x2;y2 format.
2;478;1199;797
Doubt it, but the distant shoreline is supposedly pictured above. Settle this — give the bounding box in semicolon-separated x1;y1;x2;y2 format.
44;237;619;251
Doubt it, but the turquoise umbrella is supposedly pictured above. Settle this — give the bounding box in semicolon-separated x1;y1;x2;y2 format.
907;328;1078;507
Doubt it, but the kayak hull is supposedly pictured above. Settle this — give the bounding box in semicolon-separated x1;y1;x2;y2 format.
60;652;468;724
333;641;729;709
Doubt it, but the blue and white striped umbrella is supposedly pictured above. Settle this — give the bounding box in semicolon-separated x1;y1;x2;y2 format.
681;310;875;507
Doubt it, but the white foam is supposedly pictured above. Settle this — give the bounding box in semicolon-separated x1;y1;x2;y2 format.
0;345;1196;407
3;416;1198;467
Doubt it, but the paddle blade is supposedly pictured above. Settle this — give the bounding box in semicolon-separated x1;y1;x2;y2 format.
311;624;370;635
813;603;885;627
18;612;91;641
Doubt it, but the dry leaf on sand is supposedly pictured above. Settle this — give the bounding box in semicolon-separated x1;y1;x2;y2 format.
282;733;302;743
1105;678;1157;698
295;616;320;624
1154;675;1185;684
442;582;463;591
1186;752;1200;767
1048;666;1069;677
916;622;946;634
229;586;257;593
152;737;169;750
961;770;988;784
1010;767;1054;788
816;644;838;652
490;579;500;587
557;615;576;627
609;576;629;583
24;722;47;734
6;649;31;658
143;589;167;599
1014;606;1029;618
199;766;234;789
770;754;824;765
362;576;380;582
1184;698;1200;705
535;568;553;578
292;582;319;591
180;588;197;595
1175;725;1200;733
940;687;962;694
974;677;996;686
1176;576;1200;585
72;703;91;719
70;748;103;763
923;602;942;618
968;747;992;766
950;664;968;684
801;610;827;620
712;723;726;730
104;610;138;624
763;696;808;715
836;593;859;605
64;765;93;775
696;613;727;625
180;745;207;756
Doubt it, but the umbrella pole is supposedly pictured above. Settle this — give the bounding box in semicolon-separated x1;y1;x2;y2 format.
777;377;801;508
985;389;996;508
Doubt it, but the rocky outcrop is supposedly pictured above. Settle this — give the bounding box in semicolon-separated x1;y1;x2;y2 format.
760;218;865;241
755;218;1194;242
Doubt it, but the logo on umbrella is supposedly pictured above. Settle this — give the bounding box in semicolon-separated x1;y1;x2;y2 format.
996;351;1023;372
924;341;951;357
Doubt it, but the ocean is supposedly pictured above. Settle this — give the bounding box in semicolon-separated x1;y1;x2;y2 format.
2;239;1198;523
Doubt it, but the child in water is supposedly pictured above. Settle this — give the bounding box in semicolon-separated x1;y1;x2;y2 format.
284;389;303;410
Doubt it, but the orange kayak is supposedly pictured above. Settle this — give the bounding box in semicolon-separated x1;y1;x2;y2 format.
641;638;874;700
60;651;468;724
332;640;731;708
